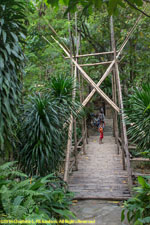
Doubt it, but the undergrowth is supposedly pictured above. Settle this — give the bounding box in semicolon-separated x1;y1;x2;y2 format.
0;162;75;224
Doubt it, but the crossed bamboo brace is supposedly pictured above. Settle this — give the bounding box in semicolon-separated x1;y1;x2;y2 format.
48;13;142;114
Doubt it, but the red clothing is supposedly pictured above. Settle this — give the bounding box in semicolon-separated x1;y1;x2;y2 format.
99;127;103;140
100;133;103;140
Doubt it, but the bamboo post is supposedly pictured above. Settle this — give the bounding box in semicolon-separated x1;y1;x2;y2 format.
64;13;76;182
64;115;73;182
110;16;132;191
78;30;86;154
111;65;115;138
81;59;86;154
73;12;79;169
114;75;120;155
110;17;119;153
73;119;78;170
122;147;126;170
82;120;86;154
79;65;86;154
85;117;88;144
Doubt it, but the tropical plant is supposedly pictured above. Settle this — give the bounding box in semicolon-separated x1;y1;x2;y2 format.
0;0;26;157
0;161;75;222
121;176;150;225
19;93;66;176
44;0;146;16
49;74;80;118
125;83;150;153
50;75;74;99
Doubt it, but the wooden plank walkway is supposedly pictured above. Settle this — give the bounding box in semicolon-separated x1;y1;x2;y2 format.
69;120;131;200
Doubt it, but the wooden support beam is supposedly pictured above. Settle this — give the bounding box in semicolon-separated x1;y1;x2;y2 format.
110;16;133;191
51;35;120;113
64;13;77;182
76;131;86;147
73;14;79;171
74;119;78;170
133;172;150;177
128;145;136;150
72;196;130;201
118;142;126;170
78;61;113;67
81;120;86;154
85;118;88;144
71;130;86;151
130;158;150;162
110;18;119;154
65;51;118;58
64;115;73;182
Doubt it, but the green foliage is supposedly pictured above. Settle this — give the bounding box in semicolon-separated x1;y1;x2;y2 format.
0;0;26;155
24;1;150;102
121;176;150;225
46;0;144;15
19;74;81;176
125;84;150;153
50;75;74;99
0;162;75;222
24;5;70;95
49;74;80;118
19;94;66;176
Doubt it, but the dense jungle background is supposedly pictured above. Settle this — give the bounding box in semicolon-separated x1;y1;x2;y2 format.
0;0;150;224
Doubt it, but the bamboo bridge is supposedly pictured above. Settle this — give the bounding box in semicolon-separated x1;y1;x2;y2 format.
68;119;131;200
43;13;144;200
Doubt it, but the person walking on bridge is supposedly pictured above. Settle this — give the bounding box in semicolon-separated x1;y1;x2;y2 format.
98;107;105;129
99;122;104;144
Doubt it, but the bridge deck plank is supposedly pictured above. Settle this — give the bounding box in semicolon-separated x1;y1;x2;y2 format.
68;120;131;200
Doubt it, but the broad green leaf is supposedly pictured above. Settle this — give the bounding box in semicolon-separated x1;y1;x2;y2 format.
0;18;4;26
2;30;7;43
13;196;24;206
138;176;147;187
11;50;20;58
134;220;143;225
5;44;11;55
139;217;150;223
0;55;4;69
0;49;8;61
121;209;125;222
19;32;26;39
10;32;18;42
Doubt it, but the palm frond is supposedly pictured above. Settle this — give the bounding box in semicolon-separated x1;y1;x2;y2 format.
125;83;150;152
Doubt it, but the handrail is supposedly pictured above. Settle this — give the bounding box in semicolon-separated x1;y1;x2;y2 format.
117;137;125;170
69;131;86;174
